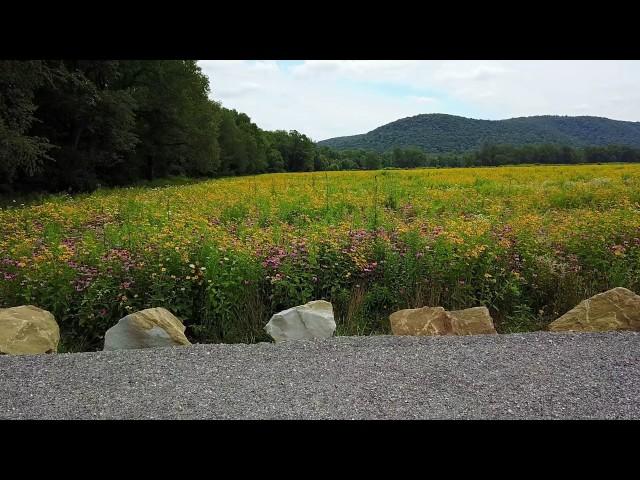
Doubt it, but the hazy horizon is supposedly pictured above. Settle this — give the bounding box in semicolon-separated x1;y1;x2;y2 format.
198;60;640;141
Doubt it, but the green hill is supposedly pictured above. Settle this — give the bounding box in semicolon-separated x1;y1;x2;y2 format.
317;114;640;153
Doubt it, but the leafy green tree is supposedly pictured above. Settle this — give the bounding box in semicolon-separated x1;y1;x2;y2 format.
117;60;218;181
363;151;382;170
30;60;138;191
267;148;285;172
0;60;53;191
286;130;315;171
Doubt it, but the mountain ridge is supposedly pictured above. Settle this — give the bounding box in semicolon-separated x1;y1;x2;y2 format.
317;114;640;153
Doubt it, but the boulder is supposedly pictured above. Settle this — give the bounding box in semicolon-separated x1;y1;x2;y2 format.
103;307;191;351
265;300;336;342
390;306;454;336
548;287;640;332
389;306;497;336
449;307;498;335
0;305;60;355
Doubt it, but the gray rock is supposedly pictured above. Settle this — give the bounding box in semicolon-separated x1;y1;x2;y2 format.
265;300;335;342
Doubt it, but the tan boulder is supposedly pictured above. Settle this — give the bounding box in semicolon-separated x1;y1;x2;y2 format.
103;307;191;351
449;306;498;335
390;306;497;336
548;287;640;332
0;305;60;355
390;307;453;336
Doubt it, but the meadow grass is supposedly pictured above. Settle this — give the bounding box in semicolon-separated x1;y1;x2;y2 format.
1;164;640;351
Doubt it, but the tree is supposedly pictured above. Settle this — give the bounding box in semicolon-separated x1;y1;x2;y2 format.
285;130;315;171
267;148;285;172
363;151;382;170
29;60;138;191
117;60;219;181
0;60;53;191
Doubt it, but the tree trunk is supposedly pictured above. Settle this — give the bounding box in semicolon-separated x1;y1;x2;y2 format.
146;155;154;180
71;124;84;151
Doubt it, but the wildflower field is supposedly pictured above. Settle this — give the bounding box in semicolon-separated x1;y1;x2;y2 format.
2;164;640;351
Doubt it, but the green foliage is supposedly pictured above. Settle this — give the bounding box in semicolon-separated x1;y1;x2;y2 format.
318;113;640;153
3;165;640;350
310;143;640;172
2;61;275;194
0;60;54;190
498;304;546;334
0;59;328;196
264;129;315;172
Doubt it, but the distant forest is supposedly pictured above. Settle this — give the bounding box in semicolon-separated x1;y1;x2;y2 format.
320;143;640;170
318;113;640;153
2;61;640;196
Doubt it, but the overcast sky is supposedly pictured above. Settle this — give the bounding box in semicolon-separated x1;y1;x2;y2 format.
198;60;640;142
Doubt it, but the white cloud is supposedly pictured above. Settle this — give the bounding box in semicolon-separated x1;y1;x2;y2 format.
198;60;640;141
409;96;438;104
434;63;511;82
216;81;262;98
291;60;421;79
198;60;432;141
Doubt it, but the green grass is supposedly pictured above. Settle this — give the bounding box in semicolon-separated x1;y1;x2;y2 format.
2;164;640;351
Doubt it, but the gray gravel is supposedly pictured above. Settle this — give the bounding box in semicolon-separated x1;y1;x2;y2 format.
1;331;639;419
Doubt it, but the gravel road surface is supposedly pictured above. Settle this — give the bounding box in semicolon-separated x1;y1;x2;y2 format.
1;332;639;419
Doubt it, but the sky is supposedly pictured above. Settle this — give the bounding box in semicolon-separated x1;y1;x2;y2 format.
197;60;640;142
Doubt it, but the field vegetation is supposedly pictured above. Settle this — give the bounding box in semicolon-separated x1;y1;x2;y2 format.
2;164;639;351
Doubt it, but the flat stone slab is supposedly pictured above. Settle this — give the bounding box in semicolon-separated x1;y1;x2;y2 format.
1;332;639;419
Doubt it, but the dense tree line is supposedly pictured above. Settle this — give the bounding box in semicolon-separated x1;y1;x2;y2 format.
0;60;319;194
3;61;640;196
312;144;640;170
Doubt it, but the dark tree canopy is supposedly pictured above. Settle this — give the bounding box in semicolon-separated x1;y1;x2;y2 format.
0;61;54;191
0;60;317;194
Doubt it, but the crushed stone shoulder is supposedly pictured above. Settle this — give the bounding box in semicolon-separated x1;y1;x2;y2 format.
1;332;639;419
